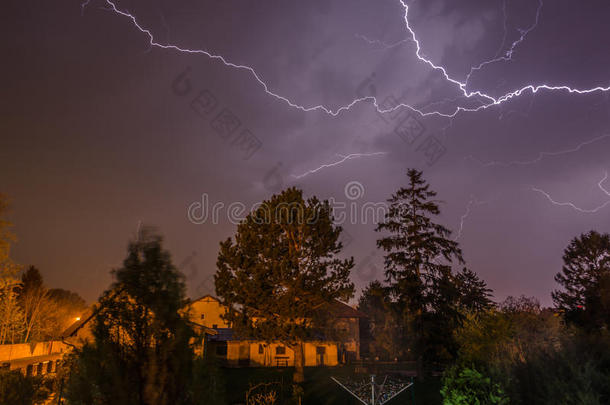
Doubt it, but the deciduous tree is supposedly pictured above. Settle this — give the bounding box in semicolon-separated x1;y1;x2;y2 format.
18;266;52;342
47;288;87;337
0;194;24;344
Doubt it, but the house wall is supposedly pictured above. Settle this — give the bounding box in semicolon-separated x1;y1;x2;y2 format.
225;341;339;367
0;342;69;375
189;296;230;329
0;341;68;362
335;318;361;360
304;342;338;366
188;296;363;367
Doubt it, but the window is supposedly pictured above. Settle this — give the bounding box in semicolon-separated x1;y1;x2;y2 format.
200;314;205;319
212;324;218;329
275;346;286;355
316;346;326;355
216;344;227;356
258;344;264;354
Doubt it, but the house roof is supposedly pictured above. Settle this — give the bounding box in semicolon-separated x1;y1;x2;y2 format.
208;328;234;342
330;300;368;318
194;294;367;319
61;294;366;339
190;294;220;303
188;321;218;336
61;307;95;338
61;303;219;339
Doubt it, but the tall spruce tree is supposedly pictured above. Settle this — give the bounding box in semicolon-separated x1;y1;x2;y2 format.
552;230;610;331
376;169;464;374
215;188;354;384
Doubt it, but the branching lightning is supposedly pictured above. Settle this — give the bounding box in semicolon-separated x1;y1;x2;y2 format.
532;171;610;213
291;152;388;179
467;133;610;168
87;0;610;120
464;0;543;87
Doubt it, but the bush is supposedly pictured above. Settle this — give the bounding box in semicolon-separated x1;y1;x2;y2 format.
509;334;610;405
0;370;50;405
440;365;508;405
190;356;225;404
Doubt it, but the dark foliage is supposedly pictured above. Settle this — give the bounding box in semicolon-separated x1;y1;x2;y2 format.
376;169;492;371
552;230;610;331
215;187;354;383
357;281;401;360
65;229;198;405
509;333;610;405
0;370;50;405
441;365;508;405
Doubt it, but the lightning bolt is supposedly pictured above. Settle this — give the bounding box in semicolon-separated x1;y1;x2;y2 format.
88;0;610;119
291;152;388;179
455;196;488;241
354;33;410;50
429;195;488;266
81;0;92;15
532;171;610;213
464;0;543;87
599;172;610;197
467;133;610;168
135;219;143;241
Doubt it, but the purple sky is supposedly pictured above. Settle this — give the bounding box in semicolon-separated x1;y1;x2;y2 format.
3;0;610;306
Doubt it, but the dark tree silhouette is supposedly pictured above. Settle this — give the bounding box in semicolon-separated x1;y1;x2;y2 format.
376;169;464;374
66;229;198;405
18;266;49;342
456;268;494;313
358;281;401;360
552;230;610;331
215;188;354;384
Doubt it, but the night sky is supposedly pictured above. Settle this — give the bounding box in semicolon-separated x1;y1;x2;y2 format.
3;0;610;306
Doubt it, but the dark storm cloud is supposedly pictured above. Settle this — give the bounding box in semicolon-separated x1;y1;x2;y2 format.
2;0;610;305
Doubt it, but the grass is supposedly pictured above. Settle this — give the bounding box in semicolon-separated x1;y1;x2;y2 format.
219;365;442;405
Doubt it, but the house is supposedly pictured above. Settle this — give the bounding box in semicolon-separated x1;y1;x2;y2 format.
61;293;366;368
0;341;68;376
61;298;218;357
188;295;367;367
